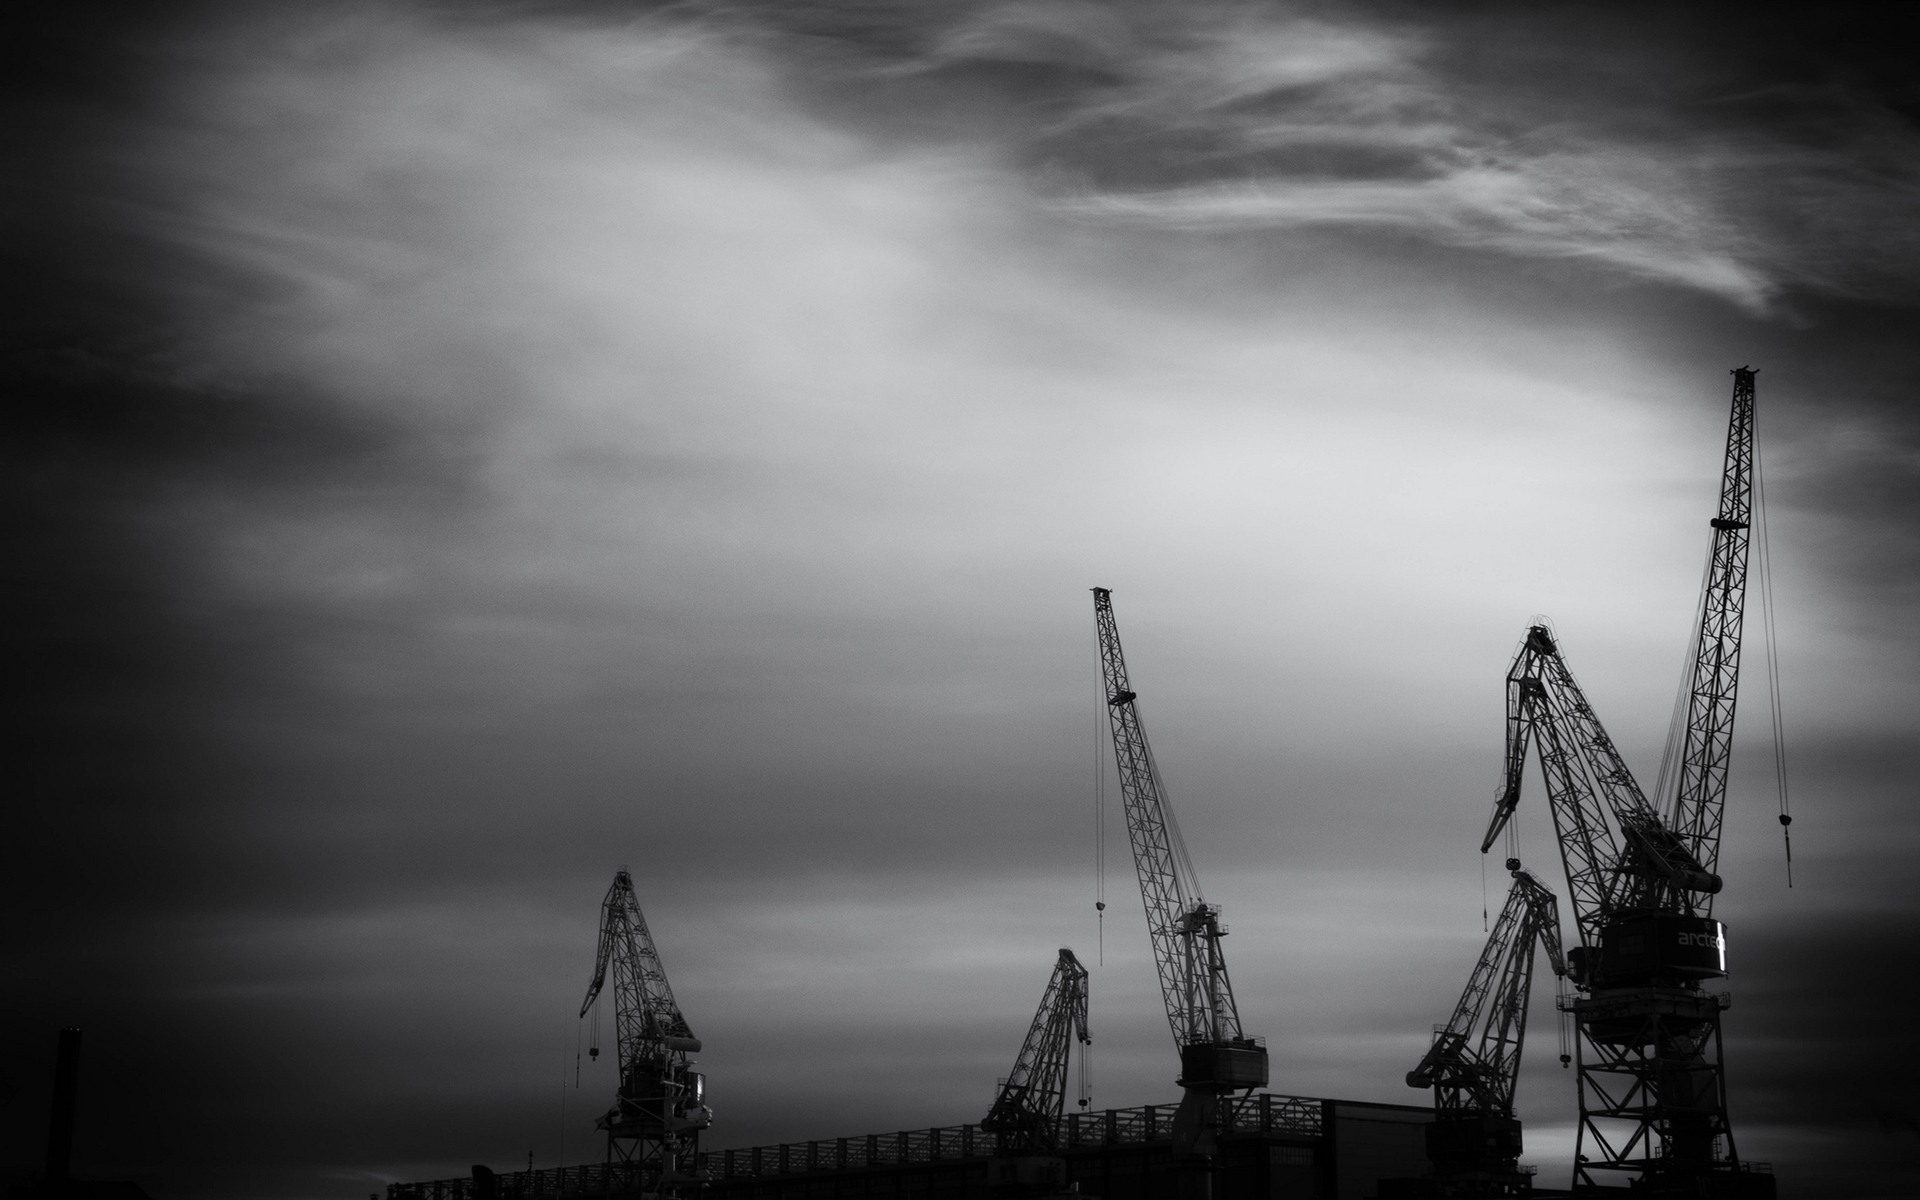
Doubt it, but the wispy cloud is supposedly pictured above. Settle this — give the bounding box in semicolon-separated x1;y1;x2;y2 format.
871;2;1920;314
11;3;1920;1194
1050;161;1773;311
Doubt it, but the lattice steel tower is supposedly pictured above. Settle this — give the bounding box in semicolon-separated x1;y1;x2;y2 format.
1481;370;1772;1197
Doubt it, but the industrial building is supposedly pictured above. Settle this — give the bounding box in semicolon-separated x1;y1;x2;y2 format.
388;1093;1436;1200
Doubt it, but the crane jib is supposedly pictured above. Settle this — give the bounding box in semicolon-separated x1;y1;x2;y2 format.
1091;587;1267;1104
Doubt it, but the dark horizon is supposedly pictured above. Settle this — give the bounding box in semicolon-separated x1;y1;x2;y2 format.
7;3;1919;1197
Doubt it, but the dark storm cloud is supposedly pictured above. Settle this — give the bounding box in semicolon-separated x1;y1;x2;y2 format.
675;2;1920;313
6;3;1919;1198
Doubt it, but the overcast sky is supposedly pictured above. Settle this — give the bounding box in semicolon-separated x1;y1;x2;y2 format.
6;3;1918;1197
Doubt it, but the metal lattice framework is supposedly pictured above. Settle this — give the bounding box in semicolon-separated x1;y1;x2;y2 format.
1409;867;1566;1121
982;949;1091;1156
1475;371;1767;1196
1483;629;1720;945
1483;632;1621;949
580;869;711;1195
1091;588;1244;1051
1669;367;1757;895
1091;588;1266;1200
1568;988;1734;1184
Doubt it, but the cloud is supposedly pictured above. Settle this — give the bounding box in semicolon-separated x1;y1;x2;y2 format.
7;3;1920;1196
854;2;1920;315
1048;165;1774;312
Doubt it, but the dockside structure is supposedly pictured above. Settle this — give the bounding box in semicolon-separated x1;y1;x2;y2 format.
389;1093;1436;1200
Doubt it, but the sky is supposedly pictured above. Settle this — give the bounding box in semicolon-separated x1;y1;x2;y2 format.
5;2;1918;1197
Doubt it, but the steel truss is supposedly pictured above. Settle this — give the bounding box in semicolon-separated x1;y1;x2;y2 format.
1566;989;1749;1192
1406;867;1565;1197
1478;373;1772;1198
1091;588;1267;1200
984;948;1091;1158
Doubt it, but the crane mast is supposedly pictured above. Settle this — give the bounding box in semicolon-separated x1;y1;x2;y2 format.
983;949;1090;1194
580;869;712;1197
1475;371;1770;1198
1406;864;1565;1194
1091;588;1266;1200
1668;367;1757;890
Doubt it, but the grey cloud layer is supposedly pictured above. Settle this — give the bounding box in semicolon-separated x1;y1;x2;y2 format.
6;3;1919;1197
727;1;1920;313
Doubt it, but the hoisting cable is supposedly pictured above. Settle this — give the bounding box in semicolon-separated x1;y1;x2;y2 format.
1754;424;1794;885
1655;539;1716;814
1556;971;1572;1068
1480;853;1489;934
1078;1007;1092;1112
1094;685;1107;965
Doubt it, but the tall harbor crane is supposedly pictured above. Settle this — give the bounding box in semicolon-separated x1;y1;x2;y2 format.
1479;370;1771;1197
1092;588;1267;1200
580;869;712;1197
1405;864;1566;1195
982;949;1091;1194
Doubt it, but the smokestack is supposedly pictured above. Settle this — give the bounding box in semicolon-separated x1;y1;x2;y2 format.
46;1027;82;1183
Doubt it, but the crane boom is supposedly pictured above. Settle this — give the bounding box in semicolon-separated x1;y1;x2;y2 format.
580;869;711;1192
1406;865;1565;1188
1091;589;1247;1051
1481;630;1620;946
1408;866;1566;1114
581;870;696;1040
1667;367;1757;893
1482;628;1718;948
983;949;1090;1158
